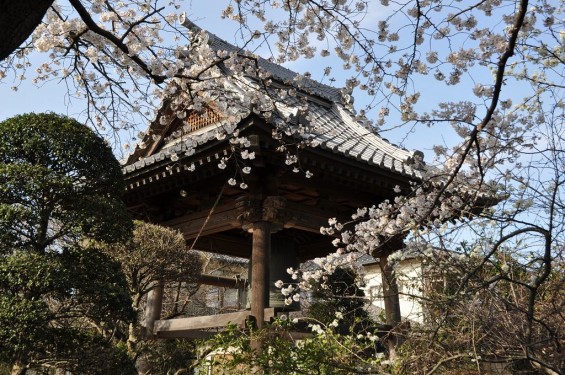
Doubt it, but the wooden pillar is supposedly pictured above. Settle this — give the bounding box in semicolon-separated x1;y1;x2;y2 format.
250;221;271;329
144;280;164;338
138;280;165;374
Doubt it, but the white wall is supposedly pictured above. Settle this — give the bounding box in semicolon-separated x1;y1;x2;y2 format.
363;258;425;324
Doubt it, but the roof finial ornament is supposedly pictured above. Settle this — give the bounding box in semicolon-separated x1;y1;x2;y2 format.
178;12;186;25
409;150;425;170
339;88;354;108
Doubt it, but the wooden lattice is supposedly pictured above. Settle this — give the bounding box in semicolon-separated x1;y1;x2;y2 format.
186;108;223;132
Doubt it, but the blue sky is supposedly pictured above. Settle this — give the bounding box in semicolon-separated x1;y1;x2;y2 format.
0;2;229;123
0;1;496;160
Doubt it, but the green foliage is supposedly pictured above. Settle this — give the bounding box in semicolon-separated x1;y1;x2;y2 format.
59;244;135;324
0;294;52;362
104;220;202;298
0;246;135;370
197;319;385;375
0;112;132;254
98;220;202;371
0;251;62;295
58;333;137;375
0;247;133;324
0;113;135;373
141;340;198;374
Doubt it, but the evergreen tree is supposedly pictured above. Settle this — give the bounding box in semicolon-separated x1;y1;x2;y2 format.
0;113;135;375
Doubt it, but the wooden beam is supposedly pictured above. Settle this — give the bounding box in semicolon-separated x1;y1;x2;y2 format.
263;307;276;322
152;308;276;339
191;232;252;257
163;202;241;239
154;310;251;334
282;200;337;234
279;172;380;207
162;196;340;242
155;329;218;339
198;274;247;288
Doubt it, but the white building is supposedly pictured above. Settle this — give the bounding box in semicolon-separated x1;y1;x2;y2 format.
363;255;427;324
362;249;461;326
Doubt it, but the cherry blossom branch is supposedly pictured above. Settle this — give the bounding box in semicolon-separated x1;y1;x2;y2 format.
423;0;529;219
68;0;166;83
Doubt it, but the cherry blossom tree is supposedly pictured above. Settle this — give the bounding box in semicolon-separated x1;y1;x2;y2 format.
230;0;563;372
1;0;190;135
1;0;563;372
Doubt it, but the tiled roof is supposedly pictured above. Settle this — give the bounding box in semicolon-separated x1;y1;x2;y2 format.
123;20;424;179
182;19;343;103
273;97;424;178
122;129;223;174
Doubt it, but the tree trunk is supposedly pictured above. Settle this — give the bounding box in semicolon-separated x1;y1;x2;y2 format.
0;0;55;61
127;294;142;357
128;321;139;356
379;255;402;326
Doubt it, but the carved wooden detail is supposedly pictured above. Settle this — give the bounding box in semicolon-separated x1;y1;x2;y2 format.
185;107;223;133
262;196;286;222
236;196;288;232
165;196;332;239
235;197;262;227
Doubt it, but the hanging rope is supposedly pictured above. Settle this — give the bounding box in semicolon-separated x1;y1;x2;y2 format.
188;182;226;252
